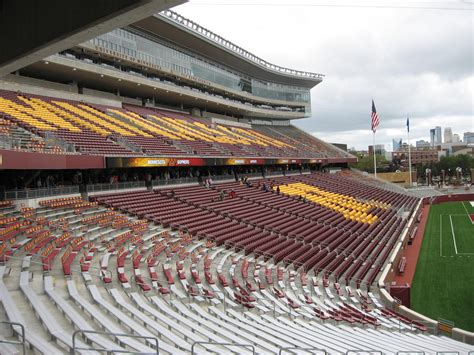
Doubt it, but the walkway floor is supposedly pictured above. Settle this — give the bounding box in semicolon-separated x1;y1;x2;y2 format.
393;204;430;286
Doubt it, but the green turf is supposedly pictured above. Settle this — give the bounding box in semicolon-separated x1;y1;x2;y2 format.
411;201;474;332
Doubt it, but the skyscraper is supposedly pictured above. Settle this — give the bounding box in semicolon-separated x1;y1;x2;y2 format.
444;127;453;143
435;126;442;145
464;132;474;144
430;129;436;147
430;126;442;146
392;138;402;151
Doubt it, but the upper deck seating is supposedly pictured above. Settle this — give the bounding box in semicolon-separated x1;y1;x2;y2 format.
0;90;358;160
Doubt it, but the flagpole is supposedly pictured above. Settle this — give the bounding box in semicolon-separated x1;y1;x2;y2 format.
407;120;412;187
373;131;377;178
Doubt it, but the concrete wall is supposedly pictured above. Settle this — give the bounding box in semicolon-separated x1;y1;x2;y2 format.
375;171;417;188
0;149;105;170
0;74;122;107
13;193;82;209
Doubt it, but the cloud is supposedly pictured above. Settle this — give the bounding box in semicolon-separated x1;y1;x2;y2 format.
173;1;474;150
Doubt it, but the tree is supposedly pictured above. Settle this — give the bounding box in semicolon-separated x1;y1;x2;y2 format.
350;154;389;173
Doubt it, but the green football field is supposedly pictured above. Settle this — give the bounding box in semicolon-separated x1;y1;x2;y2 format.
411;201;474;332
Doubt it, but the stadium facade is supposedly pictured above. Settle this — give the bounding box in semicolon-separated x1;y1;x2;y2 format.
0;9;355;195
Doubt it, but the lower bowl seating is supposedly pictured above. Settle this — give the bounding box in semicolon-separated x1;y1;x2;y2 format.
0;175;472;354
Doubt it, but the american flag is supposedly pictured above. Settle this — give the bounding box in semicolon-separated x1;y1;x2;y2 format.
371;99;379;133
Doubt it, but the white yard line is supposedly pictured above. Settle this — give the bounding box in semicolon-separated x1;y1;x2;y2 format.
461;202;474;225
440;215;443;257
449;215;458;255
462;201;470;215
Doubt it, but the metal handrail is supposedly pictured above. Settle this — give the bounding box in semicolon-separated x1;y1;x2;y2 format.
160;10;324;80
207;289;228;311
191;341;255;354
86;181;146;192
4;186;80;200
0;321;26;355
71;329;159;354
279;347;327;355
152;177;199;186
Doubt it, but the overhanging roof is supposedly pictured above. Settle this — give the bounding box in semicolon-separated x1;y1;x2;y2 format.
0;0;186;78
131;11;323;88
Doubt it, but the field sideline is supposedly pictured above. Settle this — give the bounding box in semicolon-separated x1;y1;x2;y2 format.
411;201;474;332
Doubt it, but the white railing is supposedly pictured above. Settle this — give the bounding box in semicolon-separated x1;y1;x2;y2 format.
159;10;324;80
5;186;80;200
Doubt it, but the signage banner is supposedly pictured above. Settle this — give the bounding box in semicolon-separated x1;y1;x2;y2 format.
106;156;330;168
106;157;208;168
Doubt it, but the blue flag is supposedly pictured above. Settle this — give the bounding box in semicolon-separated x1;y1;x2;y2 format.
406;117;410;133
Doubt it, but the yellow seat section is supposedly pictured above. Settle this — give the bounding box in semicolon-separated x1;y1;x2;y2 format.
214;126;255;145
31;99;110;136
149;116;203;140
159;117;217;142
148;115;192;140
109;110;182;140
192;121;240;144
52;101;121;136
0;98;56;131
249;129;291;147
53;102;134;136
78;105;152;137
233;127;291;148
192;121;258;145
16;97;81;132
232;127;270;147
278;182;384;224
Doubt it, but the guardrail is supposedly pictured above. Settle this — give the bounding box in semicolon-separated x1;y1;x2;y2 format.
280;347;326;354
209;174;235;182
86;181;146;192
71;329;159;354
191;341;255;354
5;186;80;200
152;177;198;186
0;321;26;355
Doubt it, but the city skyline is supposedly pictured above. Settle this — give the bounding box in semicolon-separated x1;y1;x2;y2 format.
354;126;473;152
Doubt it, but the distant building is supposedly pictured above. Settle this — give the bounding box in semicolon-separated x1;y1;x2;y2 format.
436;126;442;144
392;148;439;165
453;134;461;143
368;144;385;156
440;142;474;157
451;146;474;158
444;127;453;143
331;143;348;152
430;126;442;146
464;132;474;144
392;138;402;151
416;140;431;149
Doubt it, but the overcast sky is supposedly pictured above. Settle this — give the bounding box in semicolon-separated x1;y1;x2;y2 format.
173;0;473;150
